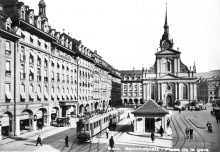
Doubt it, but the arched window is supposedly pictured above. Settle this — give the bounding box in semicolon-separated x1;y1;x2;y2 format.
183;84;188;99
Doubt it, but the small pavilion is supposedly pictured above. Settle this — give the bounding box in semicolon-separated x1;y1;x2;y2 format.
132;99;169;133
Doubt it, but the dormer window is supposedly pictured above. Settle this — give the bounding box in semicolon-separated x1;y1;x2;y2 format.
37;20;41;29
65;41;68;48
21;10;25;20
29;16;34;25
6;22;11;31
44;24;47;33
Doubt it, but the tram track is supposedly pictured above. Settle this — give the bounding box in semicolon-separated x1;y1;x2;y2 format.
182;116;206;150
170;115;206;151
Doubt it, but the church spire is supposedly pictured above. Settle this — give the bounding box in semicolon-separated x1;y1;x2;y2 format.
163;3;169;33
160;3;173;49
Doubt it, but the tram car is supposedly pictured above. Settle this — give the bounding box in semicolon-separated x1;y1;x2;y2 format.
77;109;124;141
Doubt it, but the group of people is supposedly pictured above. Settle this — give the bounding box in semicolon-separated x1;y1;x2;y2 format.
185;127;193;138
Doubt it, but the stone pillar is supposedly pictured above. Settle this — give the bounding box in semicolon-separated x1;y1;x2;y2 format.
158;83;161;101
143;117;145;133
14;115;20;136
175;83;178;101
188;83;191;102
190;83;193;100
134;117;137;132
143;83;146;100
178;83;180;100
194;83;197;100
162;116;166;131
160;83;162;100
32;118;37;130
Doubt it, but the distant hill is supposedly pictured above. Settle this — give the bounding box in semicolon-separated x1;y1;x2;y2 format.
196;69;220;78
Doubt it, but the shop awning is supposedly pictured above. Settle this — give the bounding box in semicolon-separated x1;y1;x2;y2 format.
5;91;12;99
57;94;61;99
44;93;49;99
51;93;55;99
37;93;42;99
29;93;35;99
20;93;27;99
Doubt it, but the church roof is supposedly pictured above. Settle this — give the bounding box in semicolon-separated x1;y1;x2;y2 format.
132;99;169;116
155;48;181;55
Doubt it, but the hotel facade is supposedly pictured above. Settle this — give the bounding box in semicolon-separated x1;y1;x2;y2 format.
0;0;121;139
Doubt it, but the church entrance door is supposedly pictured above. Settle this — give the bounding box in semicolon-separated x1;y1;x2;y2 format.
145;118;155;132
166;94;172;107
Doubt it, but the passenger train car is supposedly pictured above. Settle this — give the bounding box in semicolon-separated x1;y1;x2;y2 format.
77;109;124;141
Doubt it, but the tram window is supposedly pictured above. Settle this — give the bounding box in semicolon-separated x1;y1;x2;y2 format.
86;124;89;131
90;124;92;129
94;122;96;128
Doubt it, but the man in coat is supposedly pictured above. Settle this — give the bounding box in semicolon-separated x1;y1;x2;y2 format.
36;135;42;146
65;134;69;147
109;136;114;150
151;131;155;143
159;126;164;137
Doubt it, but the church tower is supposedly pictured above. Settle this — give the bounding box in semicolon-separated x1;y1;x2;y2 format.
159;3;174;50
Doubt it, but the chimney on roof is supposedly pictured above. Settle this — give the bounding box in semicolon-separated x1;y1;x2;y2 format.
63;29;65;33
133;67;135;71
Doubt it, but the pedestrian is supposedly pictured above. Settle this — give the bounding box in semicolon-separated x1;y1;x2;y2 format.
106;128;109;139
65;134;69;147
179;108;181;114
151;131;155;143
189;127;193;139
206;121;210;129
127;113;130;119
159;126;164;137
166;119;170;127
191;107;193;112
36;135;42;146
109;136;114;151
185;127;189;138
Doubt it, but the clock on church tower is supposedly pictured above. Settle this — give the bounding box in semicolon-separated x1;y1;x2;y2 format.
162;41;170;49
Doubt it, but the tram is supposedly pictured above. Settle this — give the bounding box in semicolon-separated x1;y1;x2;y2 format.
77;109;124;141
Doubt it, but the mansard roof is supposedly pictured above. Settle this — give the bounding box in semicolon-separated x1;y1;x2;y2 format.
120;70;142;76
132;99;169;116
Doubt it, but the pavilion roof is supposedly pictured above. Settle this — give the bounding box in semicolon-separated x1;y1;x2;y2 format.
132;99;169;116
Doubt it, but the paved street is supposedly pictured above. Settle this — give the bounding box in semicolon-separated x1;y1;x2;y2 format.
0;106;219;152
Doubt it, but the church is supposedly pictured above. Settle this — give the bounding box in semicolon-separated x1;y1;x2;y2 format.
120;4;197;107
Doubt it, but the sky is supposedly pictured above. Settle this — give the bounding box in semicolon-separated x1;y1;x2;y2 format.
21;0;220;72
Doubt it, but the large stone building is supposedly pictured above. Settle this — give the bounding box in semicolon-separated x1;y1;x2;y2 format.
0;0;121;139
196;70;220;103
121;5;197;107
